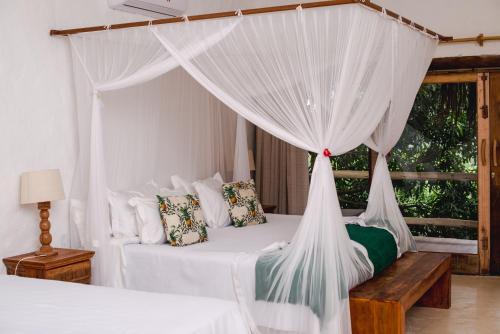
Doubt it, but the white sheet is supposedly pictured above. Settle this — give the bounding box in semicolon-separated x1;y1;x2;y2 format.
122;214;365;300
123;214;298;299
0;275;250;334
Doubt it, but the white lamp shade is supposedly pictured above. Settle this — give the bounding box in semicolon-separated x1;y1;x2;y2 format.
248;150;256;172
20;169;65;204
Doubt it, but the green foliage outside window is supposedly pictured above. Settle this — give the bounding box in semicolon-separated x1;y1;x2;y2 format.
308;146;370;209
309;82;478;240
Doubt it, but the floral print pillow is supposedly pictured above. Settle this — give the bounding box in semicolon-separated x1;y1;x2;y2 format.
157;194;208;246
222;179;267;227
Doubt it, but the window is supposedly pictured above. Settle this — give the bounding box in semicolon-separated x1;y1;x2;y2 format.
390;82;478;242
309;146;370;213
307;79;479;253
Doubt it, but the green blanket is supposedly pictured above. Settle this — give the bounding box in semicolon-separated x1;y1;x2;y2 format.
255;224;397;319
345;224;397;275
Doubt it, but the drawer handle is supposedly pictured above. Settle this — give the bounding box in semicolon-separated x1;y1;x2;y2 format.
481;139;487;166
494;139;498;167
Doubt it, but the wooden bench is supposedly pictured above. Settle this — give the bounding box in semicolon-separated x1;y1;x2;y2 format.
349;252;451;334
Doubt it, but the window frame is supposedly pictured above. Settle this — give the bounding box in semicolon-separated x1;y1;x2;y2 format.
365;71;489;274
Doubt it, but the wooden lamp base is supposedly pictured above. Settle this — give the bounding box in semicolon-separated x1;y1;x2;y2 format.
35;202;58;257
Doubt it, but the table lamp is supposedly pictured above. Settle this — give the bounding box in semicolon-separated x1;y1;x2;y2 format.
20;169;65;256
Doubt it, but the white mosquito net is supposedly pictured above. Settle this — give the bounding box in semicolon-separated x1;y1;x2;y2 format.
69;26;251;286
68;3;437;333
363;25;437;255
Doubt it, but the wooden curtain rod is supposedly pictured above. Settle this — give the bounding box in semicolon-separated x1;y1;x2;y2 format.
439;33;500;46
50;0;450;41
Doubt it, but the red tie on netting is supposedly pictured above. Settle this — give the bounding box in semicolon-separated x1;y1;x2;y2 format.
323;148;331;157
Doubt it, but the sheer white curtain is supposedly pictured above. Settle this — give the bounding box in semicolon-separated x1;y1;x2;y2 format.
69;27;249;286
233;115;251;181
152;4;437;333
364;22;438;255
70;27;172;286
100;69;240;188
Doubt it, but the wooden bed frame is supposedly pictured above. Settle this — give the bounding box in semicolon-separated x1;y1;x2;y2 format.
349;252;451;334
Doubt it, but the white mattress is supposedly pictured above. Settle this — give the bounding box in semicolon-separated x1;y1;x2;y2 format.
123;214;300;299
122;214;364;300
0;275;249;334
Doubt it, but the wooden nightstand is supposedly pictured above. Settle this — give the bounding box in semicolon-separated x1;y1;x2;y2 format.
3;248;94;284
262;204;277;214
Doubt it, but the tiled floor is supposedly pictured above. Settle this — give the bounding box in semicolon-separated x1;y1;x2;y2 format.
407;275;500;333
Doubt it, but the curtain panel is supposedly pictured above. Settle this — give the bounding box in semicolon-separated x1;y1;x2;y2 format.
364;23;438;255
255;128;309;215
69;27;171;287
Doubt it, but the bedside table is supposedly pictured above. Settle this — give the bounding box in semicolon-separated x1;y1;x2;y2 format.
262;204;277;214
3;248;95;284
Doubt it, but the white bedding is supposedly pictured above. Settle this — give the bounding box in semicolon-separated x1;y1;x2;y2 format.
123;214;299;299
0;275;250;334
122;214;365;300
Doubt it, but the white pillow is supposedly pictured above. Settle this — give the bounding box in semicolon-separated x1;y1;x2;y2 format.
158;186;186;197
171;175;195;193
107;180;162;238
135;179;161;197
108;189;141;238
193;174;231;228
129;187;186;244
128;197;165;244
212;172;224;183
171;173;224;194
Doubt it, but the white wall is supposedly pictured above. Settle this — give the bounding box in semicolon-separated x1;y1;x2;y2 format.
0;0;143;273
374;0;500;57
0;0;498;273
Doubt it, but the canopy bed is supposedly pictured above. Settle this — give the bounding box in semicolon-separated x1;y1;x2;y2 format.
52;1;445;333
120;214;396;300
0;275;250;334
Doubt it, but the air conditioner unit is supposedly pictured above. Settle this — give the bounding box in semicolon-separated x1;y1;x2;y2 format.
108;0;188;19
